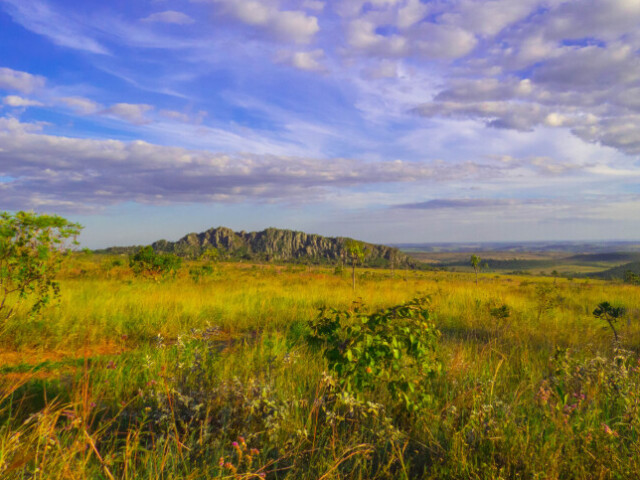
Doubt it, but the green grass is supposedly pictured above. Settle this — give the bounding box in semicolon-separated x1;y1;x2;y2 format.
1;257;639;479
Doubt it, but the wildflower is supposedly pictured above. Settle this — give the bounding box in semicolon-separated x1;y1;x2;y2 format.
218;457;224;467
602;423;619;437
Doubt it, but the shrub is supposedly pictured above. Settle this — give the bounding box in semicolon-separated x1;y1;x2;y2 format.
307;296;441;412
129;246;181;280
0;211;81;325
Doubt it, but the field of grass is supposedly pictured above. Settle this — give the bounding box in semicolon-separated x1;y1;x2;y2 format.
1;255;640;479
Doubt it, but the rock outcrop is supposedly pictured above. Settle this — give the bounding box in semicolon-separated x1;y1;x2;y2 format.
149;227;416;268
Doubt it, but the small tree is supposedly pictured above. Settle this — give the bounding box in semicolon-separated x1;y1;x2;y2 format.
0;211;82;325
623;270;640;285
344;239;369;292
593;301;626;343
470;254;481;285
200;247;220;263
129;246;181;281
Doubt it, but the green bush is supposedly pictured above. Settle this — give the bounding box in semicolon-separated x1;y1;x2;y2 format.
129;246;181;280
0;211;81;324
307;296;441;412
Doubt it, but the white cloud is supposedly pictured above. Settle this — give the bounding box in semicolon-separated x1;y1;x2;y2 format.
347;19;407;56
3;95;44;107
362;59;398;79
58;96;102;114
0;67;46;93
302;1;325;12
141;10;195;25
0;117;531;211
412;23;477;59
210;0;320;44
276;49;327;72
159;109;208;124
102;103;154;124
397;0;428;29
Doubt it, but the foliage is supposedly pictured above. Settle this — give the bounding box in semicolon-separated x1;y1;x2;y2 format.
200;247;220;262
534;283;560;321
0;211;81;324
624;270;640;285
129;246;182;280
470;254;481;285
4;253;640;478
489;304;511;322
307;297;441;412
189;264;215;283
344;239;370;291
593;301;626;342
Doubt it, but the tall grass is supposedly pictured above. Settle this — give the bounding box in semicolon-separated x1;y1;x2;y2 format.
1;256;639;478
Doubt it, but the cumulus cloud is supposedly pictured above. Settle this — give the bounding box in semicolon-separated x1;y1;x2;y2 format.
102;103;154;124
0;117;525;211
141;10;195;25
3;95;44;107
57;96;102;115
0;67;46;93
405;0;640;155
207;0;319;44
362;59;398;79
276;49;327;72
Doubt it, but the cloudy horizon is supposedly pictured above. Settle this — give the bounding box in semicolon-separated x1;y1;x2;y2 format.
1;0;640;247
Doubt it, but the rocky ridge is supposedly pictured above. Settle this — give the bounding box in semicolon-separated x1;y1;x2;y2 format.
148;227;416;268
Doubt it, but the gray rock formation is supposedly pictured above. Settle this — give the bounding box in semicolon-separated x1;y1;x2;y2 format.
150;227;416;268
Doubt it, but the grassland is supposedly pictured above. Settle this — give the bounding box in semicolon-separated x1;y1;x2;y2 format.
1;255;640;479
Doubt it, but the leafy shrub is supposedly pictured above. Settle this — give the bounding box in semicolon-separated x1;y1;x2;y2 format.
0;211;81;324
129;246;181;280
307;296;441;412
624;270;640;285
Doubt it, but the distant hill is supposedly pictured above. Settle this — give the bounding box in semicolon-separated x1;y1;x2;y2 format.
590;261;640;280
396;241;640;254
566;252;640;263
98;227;418;268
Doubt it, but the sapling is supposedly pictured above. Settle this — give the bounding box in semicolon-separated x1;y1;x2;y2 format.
593;301;626;343
470;254;481;285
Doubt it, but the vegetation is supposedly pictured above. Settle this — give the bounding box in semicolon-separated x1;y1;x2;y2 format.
470;254;481;285
0;211;81;326
624;270;640;285
129;246;182;280
593;301;626;343
1;239;640;478
344;239;369;291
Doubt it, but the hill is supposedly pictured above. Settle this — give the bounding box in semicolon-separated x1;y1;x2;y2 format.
589;261;640;280
100;227;418;268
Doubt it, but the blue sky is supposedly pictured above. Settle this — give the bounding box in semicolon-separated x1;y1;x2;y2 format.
1;0;640;247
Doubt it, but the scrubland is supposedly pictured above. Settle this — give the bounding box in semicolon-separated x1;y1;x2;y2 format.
1;256;639;479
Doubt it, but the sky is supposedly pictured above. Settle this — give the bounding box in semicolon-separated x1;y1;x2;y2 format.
1;0;640;247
